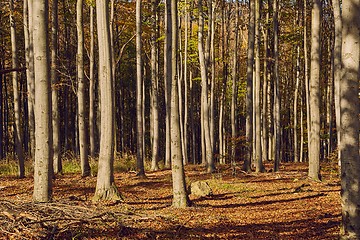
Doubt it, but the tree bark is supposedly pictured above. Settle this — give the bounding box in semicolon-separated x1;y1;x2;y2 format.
308;0;321;181
198;0;214;173
93;0;122;201
244;0;255;172
24;0;36;159
51;0;61;175
340;0;360;237
171;0;190;208
77;0;91;177
89;4;96;158
10;0;25;178
136;0;145;176
32;0;53;203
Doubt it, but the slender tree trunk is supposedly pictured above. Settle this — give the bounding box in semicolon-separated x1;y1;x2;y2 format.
32;0;53;203
231;0;239;167
136;0;145;176
171;0;190;208
93;0;122;201
198;0;214;173
89;4;96;158
273;0;280;172
183;0;189;165
304;0;310;163
340;0;360;237
51;0;61;175
294;45;300;163
24;0;36;159
77;0;91;177
332;0;341;165
244;0;255;172
308;0;321;181
164;0;172;168
254;0;264;173
262;3;269;163
10;0;25;178
151;0;159;171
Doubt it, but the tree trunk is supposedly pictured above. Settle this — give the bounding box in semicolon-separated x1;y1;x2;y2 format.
164;0;172;168
231;0;239;167
273;0;280;172
24;0;36;159
171;0;190;208
32;0;53;203
150;0;159;171
198;0;214;173
308;0;321;181
136;0;145;176
10;0;25;178
294;45;300;163
340;0;360;237
93;0;122;201
255;0;264;173
244;0;255;172
89;4;96;158
51;0;61;175
77;0;91;177
332;0;341;165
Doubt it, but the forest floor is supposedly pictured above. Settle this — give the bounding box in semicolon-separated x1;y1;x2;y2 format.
0;160;341;239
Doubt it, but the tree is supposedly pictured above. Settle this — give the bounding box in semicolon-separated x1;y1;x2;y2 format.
51;0;61;175
136;0;145;177
198;0;214;173
89;3;96;158
24;0;36;159
244;0;255;173
32;0;53;203
10;0;25;178
93;0;122;201
150;0;159;171
308;0;321;181
77;0;91;177
171;0;190;208
254;0;264;173
340;0;360;237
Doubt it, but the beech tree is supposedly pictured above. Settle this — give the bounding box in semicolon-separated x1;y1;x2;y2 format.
308;0;321;181
340;0;360;237
32;0;53;203
77;0;91;177
10;0;25;178
171;0;190;208
93;0;122;201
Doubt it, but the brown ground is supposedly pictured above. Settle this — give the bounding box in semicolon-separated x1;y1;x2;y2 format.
0;162;340;239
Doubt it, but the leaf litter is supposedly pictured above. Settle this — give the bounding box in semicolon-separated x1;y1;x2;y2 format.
0;162;340;239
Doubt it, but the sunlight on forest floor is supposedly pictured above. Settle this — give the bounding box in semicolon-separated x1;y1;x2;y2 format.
0;159;340;239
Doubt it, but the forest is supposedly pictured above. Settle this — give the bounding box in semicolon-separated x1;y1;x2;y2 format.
0;0;359;239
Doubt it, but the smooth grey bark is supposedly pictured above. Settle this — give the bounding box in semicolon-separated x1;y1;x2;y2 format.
304;0;311;163
51;0;61;174
262;3;269;163
254;0;264;173
32;0;53;203
308;0;321;181
332;0;341;164
10;0;25;178
340;0;360;237
150;0;159;171
273;0;280;172
77;0;91;177
171;0;190;208
89;4;96;158
294;45;300;163
93;0;122;201
164;0;172;168
183;0;189;165
231;0;239;166
244;0;255;172
198;0;214;173
136;0;145;176
24;0;36;159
